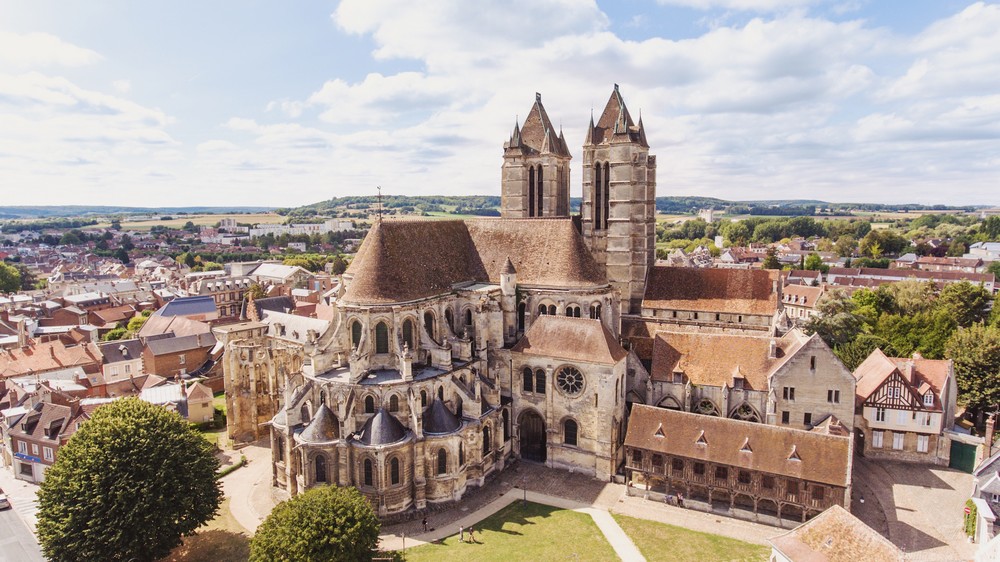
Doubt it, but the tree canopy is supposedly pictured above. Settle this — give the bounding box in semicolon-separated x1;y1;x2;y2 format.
250;485;381;562
36;398;222;562
0;262;21;293
946;325;1000;422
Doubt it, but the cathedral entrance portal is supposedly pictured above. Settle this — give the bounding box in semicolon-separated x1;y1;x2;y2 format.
519;410;546;463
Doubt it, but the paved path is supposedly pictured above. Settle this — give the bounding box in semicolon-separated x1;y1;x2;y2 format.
220;441;274;533
852;456;977;561
0;507;45;562
0;467;39;532
380;488;645;561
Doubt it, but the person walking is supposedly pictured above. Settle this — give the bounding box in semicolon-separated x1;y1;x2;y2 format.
468;527;477;543
422;517;428;533
459;525;464;542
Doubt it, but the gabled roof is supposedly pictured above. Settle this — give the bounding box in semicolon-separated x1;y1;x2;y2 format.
144;333;216;356
0;340;102;379
513;316;627;365
650;329;810;389
853;348;951;410
643;267;780;316
353;408;408;446
97;338;143;364
158;296;217;318
343;219;606;304
250;263;310;281
769;505;904;562
625;404;851;487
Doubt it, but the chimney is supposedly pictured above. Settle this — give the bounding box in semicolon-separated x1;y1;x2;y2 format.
987;414;996;457
17;319;28;348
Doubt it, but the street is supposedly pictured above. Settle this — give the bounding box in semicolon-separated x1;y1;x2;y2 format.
0;507;45;562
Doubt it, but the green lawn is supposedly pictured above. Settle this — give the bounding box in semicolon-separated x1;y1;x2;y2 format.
214;392;227;415
404;501;619;562
612;514;769;562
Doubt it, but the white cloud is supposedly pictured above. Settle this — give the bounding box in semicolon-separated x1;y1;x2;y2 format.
654;0;818;11
113;79;131;94
0;31;102;68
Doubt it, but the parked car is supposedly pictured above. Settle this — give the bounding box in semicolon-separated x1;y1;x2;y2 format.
0;489;10;510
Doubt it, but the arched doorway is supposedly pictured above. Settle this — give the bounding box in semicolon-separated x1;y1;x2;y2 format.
519;410;546;463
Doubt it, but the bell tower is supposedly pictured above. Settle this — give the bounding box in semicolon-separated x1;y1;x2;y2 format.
501;93;572;218
581;85;656;315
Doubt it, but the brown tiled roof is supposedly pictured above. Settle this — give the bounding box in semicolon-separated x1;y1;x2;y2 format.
89;305;135;326
650;329;809;389
9;401;74;442
0;340;102;379
136;314;211;338
343;219;606;304
643;267;780;316
625;404;851;487
769;505;904;562
853;348;951;411
186;381;213;402
512;316;627;365
782;284;824;307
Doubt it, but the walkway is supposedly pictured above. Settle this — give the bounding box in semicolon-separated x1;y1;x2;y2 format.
219;440;276;533
380;488;645;561
0;466;39;532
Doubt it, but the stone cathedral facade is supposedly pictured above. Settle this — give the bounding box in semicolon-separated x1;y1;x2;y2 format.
218;84;854;519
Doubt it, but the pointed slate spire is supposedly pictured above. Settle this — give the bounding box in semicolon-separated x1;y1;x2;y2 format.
637;115;649;148
502;256;516;275
585;111;596;146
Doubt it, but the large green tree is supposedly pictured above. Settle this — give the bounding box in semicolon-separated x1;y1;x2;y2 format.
805;288;864;348
36;398;222;562
0;262;21;293
250;485;381;562
936;281;992;328
946;325;1000;423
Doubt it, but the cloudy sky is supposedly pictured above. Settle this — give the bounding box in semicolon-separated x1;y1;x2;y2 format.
1;1;998;207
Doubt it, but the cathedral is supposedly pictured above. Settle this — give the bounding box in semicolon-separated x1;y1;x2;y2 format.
216;85;856;521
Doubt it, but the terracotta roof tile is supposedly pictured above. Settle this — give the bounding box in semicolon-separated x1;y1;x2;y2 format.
650;329;808;389
643;267;780;316
625;404;851;487
769;505;904;562
343;219;606;304
512;316;627;365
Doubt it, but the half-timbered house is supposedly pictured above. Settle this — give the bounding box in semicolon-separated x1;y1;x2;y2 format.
853;349;957;465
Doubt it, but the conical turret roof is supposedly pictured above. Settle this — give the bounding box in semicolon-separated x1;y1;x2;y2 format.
422;399;462;435
355;408;408;446
299;404;338;443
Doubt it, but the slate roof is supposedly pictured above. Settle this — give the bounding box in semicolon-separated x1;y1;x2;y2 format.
643;266;780;316
299;404;339;443
97;338;143;364
250;263;310;281
144;333;216;356
241;296;295;320
354;408;408;446
624;404;851;488
422;399;462;435
158;296;217;317
510;93;571;157
769;505;904;562
650;329;810;389
586;84;647;147
512;316;627;365
343;219;606;304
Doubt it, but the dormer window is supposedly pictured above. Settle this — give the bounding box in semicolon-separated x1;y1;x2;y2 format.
695;431;708;446
923;392;934;406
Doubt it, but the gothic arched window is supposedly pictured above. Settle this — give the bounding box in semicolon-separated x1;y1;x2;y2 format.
363;458;373;486
464;308;473;326
420;390;427;408
548;304;556;315
535;368;546;394
522;367;534;392
364;395;375;414
564;419;578;446
350;320;362;348
402;319;415;350
445;309;454;332
300;404;310;424
390;457;400;485
389;394;399;412
594;162;603;230
538;304;547;316
528;165;536;217
459;443;465;466
602;162;610;230
536;165;544;216
437;448;447;475
503;409;510;441
482;426;492;457
315;455;327;483
423;311;435;342
375;322;389;354
517;302;526;331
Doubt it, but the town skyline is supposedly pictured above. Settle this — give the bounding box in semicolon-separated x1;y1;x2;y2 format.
2;1;998;207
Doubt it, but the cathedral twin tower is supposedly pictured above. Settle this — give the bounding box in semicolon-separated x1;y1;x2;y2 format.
500;85;657;315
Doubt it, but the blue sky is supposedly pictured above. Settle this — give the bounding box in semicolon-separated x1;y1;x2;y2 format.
1;1;997;207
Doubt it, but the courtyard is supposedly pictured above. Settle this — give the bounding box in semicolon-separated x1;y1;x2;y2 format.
851;456;978;561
